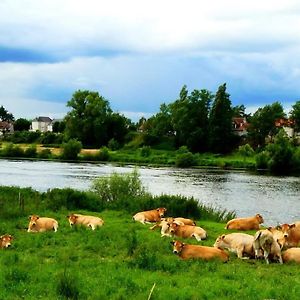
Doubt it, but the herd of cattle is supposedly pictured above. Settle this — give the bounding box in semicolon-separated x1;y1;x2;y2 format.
1;208;300;265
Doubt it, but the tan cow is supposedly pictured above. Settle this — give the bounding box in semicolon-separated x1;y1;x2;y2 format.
277;223;300;248
267;227;285;249
0;234;13;249
171;240;229;262
27;215;58;232
282;248;300;264
225;214;264;230
214;233;255;259
167;222;207;241
67;213;104;230
133;208;167;224
253;229;283;264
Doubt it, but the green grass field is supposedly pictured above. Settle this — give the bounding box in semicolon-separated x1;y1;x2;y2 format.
1;210;300;300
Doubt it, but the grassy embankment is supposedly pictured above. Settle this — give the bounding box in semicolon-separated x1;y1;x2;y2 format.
0;142;256;169
0;186;299;300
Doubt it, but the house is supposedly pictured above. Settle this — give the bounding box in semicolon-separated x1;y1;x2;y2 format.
232;117;249;136
30;117;53;132
274;118;296;138
0;121;14;135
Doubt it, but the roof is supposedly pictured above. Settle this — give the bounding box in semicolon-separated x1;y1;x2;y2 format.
232;117;249;131
275;118;295;127
0;121;12;130
32;116;53;123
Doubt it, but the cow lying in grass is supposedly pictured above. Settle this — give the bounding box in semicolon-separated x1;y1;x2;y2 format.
133;208;167;224
0;234;13;249
27;215;58;233
225;214;264;230
67;213;104;230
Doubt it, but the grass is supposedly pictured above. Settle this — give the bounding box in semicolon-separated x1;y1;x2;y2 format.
1;209;300;299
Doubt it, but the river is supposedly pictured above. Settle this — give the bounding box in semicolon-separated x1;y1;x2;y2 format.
0;159;299;225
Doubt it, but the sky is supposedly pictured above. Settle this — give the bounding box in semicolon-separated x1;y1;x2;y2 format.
1;0;300;122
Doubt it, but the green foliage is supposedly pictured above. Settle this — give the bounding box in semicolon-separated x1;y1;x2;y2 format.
238;144;255;157
0;105;14;123
175;151;196;168
3;131;41;143
0;143;24;157
56;270;80;300
140;145;151;157
97;146;110;161
13;118;31;131
209;83;235;153
290;100;300;132
255;151;270;169
108;138;120;150
91;169;147;209
39;132;64;145
24;144;37;158
38;148;52;159
61;139;82;160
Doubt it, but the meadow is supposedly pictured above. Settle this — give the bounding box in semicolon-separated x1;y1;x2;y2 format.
0;185;299;299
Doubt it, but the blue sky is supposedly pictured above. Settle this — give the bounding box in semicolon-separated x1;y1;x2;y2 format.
1;0;300;121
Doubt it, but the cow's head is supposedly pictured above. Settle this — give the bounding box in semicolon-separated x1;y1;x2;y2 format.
267;227;285;249
0;234;13;249
277;223;296;238
171;240;185;254
213;234;226;249
67;214;79;226
28;215;39;227
168;222;179;234
255;214;264;224
156;207;167;218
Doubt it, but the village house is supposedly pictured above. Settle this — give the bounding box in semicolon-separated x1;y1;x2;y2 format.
30;116;53;132
232;117;249;136
0;121;14;136
274;118;297;138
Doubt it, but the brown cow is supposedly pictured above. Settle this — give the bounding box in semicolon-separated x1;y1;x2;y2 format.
0;234;13;249
27;215;58;232
282;248;300;263
133;208;167;224
171;240;229;262
253;229;283;264
277;223;300;248
225;214;264;230
167;222;207;241
67;213;104;230
214;233;255;259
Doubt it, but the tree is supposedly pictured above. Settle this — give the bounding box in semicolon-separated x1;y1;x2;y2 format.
52;120;66;133
65;90;128;147
14;118;31;131
290;100;300;132
247;102;285;148
61;139;82;160
0;105;14;122
208;83;234;153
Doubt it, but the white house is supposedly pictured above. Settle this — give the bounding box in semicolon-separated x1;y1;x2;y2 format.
30;117;53;132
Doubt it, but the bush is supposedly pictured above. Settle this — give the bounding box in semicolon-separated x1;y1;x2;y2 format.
24;145;37;158
38;148;52;159
61;139;82;160
255;151;270;169
96;146;110;161
0;143;24;157
140;146;151;157
108;138;120;150
175;152;196;168
238;144;255;157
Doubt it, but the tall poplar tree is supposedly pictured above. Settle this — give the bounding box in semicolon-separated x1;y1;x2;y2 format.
208;83;234;153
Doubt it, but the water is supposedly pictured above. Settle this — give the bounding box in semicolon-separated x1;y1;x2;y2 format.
0;159;299;225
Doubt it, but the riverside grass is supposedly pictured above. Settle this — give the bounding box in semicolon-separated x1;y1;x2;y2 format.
1;210;300;300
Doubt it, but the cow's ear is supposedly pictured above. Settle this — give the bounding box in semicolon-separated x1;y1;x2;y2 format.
28;215;32;220
290;223;296;228
267;227;272;231
170;240;175;245
9;235;13;240
36;216;40;220
221;234;226;240
276;225;281;230
66;215;70;218
0;235;3;240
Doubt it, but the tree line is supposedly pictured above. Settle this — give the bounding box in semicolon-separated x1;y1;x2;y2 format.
1;84;300;155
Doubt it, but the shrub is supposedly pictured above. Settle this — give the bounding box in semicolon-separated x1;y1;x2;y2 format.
176;145;189;154
96;146;110;161
38;148;52;159
140;146;151;157
24;144;37;158
61;139;82;160
0;143;24;157
175;152;196;168
238;144;255;157
255;151;270;169
108;138;120;150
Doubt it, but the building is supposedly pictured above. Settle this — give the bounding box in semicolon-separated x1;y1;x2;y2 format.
274;118;296;138
0;121;14;135
232;117;249;136
30;117;53;132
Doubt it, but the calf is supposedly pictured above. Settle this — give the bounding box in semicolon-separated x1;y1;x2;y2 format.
133;208;167;224
67;213;104;230
0;234;13;249
282;248;300;264
225;214;264;230
253;229;283;264
277;223;300;248
167;222;207;241
171;240;229;262
27;215;58;232
214;233;254;259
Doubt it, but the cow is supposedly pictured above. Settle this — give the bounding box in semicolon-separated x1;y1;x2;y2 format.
133;208;167;224
253;229;283;264
225;214;264;230
214;233;255;259
0;234;13;249
277;223;300;248
282;248;300;264
266;227;285;249
150;217;195;237
171;240;229;262
167;222;207;241
67;213;104;230
27;215;58;232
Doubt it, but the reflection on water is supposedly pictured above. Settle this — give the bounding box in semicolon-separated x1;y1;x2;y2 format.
0;159;299;225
